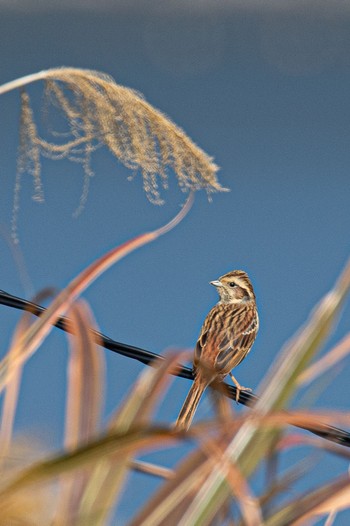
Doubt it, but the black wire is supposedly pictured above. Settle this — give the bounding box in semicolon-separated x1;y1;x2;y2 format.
0;289;349;447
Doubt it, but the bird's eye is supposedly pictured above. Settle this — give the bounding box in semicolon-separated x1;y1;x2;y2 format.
229;282;236;287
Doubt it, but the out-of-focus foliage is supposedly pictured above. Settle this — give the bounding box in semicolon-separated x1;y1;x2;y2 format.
1;68;350;526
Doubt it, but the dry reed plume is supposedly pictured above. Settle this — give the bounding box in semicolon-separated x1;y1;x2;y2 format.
0;67;228;240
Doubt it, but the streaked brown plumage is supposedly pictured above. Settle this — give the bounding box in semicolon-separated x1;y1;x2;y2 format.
176;270;259;431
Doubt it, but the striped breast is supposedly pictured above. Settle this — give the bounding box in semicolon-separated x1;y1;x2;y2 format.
194;302;258;379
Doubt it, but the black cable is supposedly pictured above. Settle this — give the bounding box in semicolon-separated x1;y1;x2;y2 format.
0;289;349;447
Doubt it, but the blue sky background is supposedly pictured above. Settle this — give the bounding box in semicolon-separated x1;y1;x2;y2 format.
0;1;350;523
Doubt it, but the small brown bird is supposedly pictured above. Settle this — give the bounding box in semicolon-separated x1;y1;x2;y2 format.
176;270;259;431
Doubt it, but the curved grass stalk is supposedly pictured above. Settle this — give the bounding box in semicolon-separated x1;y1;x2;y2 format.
0;193;193;394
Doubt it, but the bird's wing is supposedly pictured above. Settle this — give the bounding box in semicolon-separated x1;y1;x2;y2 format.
194;303;258;375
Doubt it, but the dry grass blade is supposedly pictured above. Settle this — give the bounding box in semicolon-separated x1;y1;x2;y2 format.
129;443;218;526
265;474;350;526
0;192;193;396
111;350;188;431
257;409;350;432
210;409;350;449
129;426;262;526
63;300;104;449
55;300;105;525
130;459;173;480
259;457;316;513
0;426;179;503
212;409;350;443
193;436;262;526
277;432;350;461
78;351;188;525
325;510;337;526
0;331;26;461
0;289;54;461
298;332;350;386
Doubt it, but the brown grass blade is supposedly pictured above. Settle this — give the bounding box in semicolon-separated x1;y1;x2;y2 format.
298;332;350;386
277;433;350;461
111;350;189;431
324;510;337;526
259;457;317;512
265;474;350;526
0;427;179;503
55;299;105;525
195;436;263;526
0;289;55;461
129;444;217;526
63;300;104;449
210;409;350;447
0;347;23;461
129;459;173;480
129;425;263;526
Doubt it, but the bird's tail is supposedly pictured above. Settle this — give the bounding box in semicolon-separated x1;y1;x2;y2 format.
175;376;209;431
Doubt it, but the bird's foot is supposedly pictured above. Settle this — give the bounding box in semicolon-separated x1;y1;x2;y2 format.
229;373;252;403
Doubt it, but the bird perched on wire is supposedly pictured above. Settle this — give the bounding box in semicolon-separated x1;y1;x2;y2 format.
176;270;259;431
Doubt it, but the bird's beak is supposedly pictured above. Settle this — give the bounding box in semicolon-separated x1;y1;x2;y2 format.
210;280;223;287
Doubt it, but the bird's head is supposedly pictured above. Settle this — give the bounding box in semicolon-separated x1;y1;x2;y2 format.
210;270;256;304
